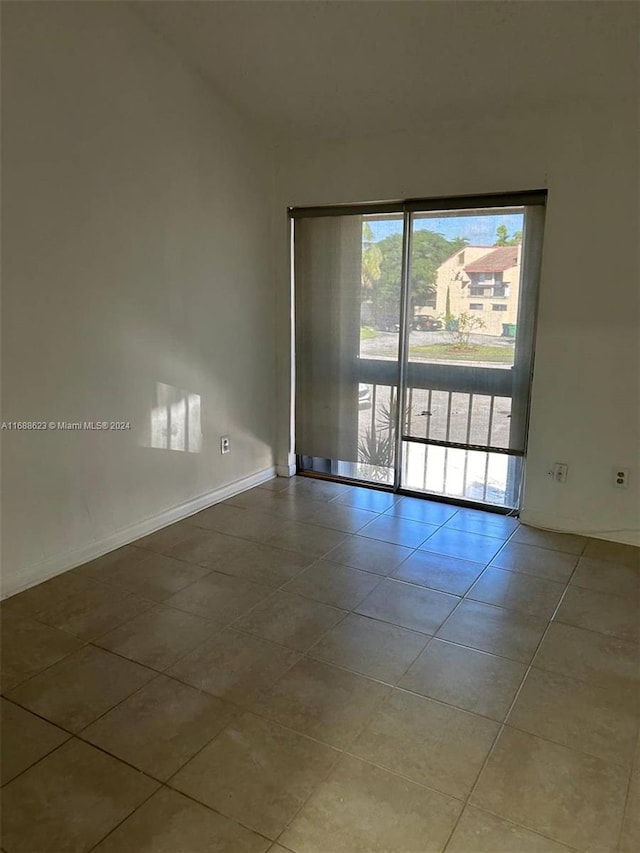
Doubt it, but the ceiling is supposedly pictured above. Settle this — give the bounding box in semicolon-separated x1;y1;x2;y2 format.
136;1;639;141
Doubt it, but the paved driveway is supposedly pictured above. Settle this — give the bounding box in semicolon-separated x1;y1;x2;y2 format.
360;330;515;366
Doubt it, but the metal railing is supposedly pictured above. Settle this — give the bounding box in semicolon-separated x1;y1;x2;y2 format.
357;357;521;505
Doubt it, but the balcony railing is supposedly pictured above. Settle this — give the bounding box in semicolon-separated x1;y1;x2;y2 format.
468;287;510;298
361;385;509;445
356;357;522;506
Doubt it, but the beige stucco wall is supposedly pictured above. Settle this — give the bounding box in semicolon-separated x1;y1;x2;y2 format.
434;247;522;337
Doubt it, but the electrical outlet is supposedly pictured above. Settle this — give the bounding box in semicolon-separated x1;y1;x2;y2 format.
548;463;568;483
220;435;230;455
613;467;629;489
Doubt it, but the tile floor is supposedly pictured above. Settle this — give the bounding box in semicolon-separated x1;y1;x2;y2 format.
1;475;639;853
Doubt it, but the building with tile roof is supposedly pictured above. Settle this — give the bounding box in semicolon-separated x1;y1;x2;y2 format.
433;244;522;337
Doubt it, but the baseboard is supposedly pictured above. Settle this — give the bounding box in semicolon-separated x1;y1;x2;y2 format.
2;465;277;599
519;509;640;547
276;463;296;478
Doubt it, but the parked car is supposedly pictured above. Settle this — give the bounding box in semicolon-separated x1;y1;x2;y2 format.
374;315;400;332
411;315;443;331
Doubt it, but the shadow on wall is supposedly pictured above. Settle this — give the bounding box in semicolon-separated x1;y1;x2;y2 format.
146;381;202;453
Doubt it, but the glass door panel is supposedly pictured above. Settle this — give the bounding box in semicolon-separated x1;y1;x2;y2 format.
294;211;403;486
293;193;544;507
356;213;404;484
400;205;542;508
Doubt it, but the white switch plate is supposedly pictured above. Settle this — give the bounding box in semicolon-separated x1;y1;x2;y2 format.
220;435;230;454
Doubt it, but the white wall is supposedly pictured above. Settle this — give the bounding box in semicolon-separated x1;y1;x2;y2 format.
1;2;277;595
274;101;639;545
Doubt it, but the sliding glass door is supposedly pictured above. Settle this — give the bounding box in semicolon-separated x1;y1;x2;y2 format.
293;192;545;510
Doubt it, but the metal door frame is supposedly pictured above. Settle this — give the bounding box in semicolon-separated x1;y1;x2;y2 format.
291;190;546;511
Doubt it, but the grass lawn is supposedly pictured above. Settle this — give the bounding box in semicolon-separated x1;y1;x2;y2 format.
408;344;514;364
360;326;379;340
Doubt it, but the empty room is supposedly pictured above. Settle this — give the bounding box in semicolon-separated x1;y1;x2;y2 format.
1;2;638;852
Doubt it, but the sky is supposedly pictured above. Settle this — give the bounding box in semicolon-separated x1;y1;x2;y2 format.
366;212;524;245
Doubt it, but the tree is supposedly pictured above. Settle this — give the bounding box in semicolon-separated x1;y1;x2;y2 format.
411;231;466;308
361;222;382;290
494;224;522;246
368;229;465;321
371;232;402;318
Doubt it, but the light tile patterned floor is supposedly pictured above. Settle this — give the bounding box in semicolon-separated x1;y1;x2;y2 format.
1;475;639;853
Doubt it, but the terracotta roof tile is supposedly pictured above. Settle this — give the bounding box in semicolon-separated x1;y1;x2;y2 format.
464;246;519;273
